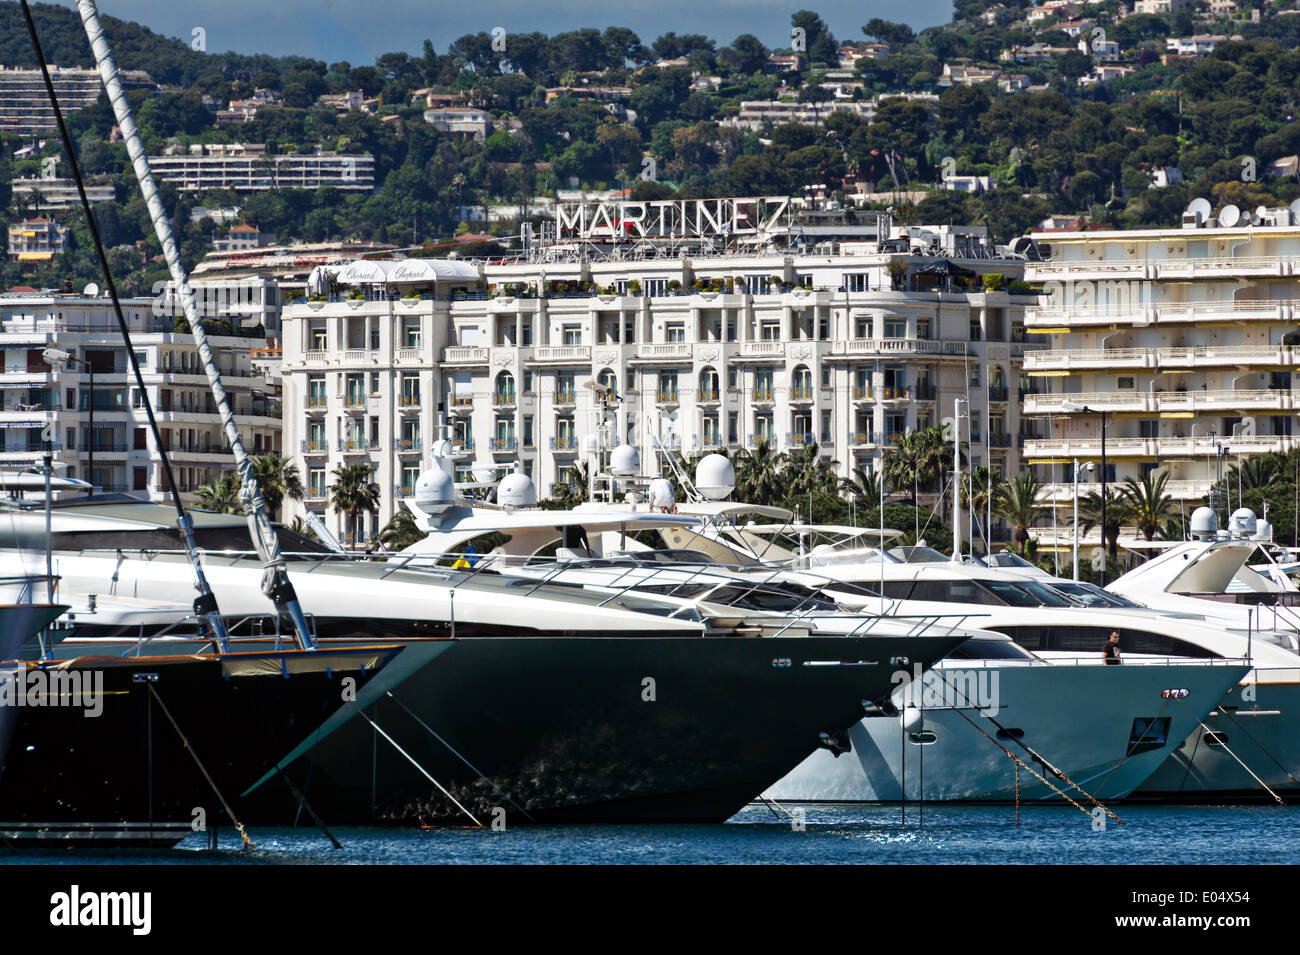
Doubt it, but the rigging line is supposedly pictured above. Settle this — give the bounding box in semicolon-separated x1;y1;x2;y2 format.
145;683;255;850
1197;720;1283;805
1078;693;1176;798
349;703;483;828
1214;706;1298;786
383;691;535;823
930;668;1123;824
274;765;342;850
19;0;232;650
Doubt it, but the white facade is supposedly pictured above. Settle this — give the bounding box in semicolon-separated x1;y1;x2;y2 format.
0;293;279;498
280;237;1037;541
150;144;375;193
1022;217;1300;506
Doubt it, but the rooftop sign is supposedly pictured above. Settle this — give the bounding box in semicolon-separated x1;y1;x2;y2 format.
554;196;790;241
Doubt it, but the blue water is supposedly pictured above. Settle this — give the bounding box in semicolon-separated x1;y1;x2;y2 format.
3;804;1295;864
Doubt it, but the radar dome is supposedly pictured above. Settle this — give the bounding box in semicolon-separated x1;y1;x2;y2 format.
610;443;640;476
695;453;735;500
647;478;675;509
581;434;599;455
1189;506;1217;540
497;472;537;509
1230;507;1257;538
413;467;455;514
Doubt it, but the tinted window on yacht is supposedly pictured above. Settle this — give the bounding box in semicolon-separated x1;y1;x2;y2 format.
946;637;1035;661
889;546;950;564
908;579;1001;605
981;580;1076;608
998;625;1217;659
1049;581;1141;608
50;524;337;558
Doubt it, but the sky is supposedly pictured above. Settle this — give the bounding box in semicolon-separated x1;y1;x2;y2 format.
75;0;955;63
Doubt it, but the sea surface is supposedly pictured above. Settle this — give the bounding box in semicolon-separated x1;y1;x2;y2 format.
1;803;1295;864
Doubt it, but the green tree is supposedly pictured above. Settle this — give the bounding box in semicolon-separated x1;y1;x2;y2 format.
193;473;242;514
994;472;1047;554
1080;487;1129;559
1119;471;1174;541
329;462;381;546
376;508;428;552
733;440;787;505
250;451;303;522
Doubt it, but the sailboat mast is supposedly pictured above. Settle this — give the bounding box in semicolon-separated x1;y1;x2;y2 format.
74;0;316;650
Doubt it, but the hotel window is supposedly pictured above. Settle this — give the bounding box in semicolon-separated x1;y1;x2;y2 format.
369;372;381;395
1118;377;1136;389
308;420;325;448
884;317;907;339
728;367;739;390
969;365;980;387
563;324;582;346
821;410;832;442
370;324;380;350
821;366;831;387
345;374;366;406
844;273;870;293
401;465;420;495
400;418;419;448
401;373;420;406
309;320;327;351
403;320;421;348
703;414;719;444
644;278;667;297
307;375;326;406
755;413;774;441
308;467;326;497
760;322;781;341
556;372;576;403
523;416;534;448
855;315;871;338
522;370;534;394
520;322;533;345
556;417;575;443
969;315;982;341
626;369;636;393
728;412;738;443
659;371;678;402
1139;419;1159;439
666;322;686;343
916;319;932;340
754;368;774;400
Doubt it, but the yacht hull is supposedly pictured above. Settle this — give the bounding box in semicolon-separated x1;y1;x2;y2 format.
767;660;1248;803
243;634;962;825
1133;679;1300;800
0;648;402;848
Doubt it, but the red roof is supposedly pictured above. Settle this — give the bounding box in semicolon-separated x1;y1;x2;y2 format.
8;285;38;293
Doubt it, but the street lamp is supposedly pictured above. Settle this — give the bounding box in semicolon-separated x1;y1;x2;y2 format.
1073;459;1095;581
1062;399;1106;583
43;347;94;496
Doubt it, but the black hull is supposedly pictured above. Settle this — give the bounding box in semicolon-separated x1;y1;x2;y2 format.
0;648;399;847
247;633;961;825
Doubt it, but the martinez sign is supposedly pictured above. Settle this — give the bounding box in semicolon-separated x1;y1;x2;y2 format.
555;196;790;241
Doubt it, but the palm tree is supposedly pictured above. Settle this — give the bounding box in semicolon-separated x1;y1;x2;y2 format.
994;472;1047;554
846;464;885;507
250;452;303;521
733;440;787;505
1118;471;1174;541
1080;486;1129;559
1227;455;1280;492
193;473;241;513
883;431;927;501
329;462;381;546
377;508;427;551
782;442;841;497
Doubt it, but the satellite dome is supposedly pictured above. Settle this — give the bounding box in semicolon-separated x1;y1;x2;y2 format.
429;436;456;465
610;443;640;476
1229;507;1257;538
497;472;537;509
1189;506;1217;540
582;434;599;455
413;467;455;514
647;478;675;509
695;453;735;501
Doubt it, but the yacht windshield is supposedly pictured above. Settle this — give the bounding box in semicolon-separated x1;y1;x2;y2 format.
1049;581;1143;608
888;546;951;564
979;579;1077;607
976;552;1039;570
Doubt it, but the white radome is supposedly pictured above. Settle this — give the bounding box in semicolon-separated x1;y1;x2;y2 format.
413;467;455;513
695;454;735;500
1190;506;1217;539
497;472;537;509
610;443;640;476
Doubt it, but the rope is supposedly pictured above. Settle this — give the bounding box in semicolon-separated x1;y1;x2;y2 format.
1215;707;1299;786
757;792;800;823
350;704;483;827
146;684;255;850
275;767;342;850
1014;758;1020;827
931;670;1124;824
1197;721;1284;805
384;691;535;822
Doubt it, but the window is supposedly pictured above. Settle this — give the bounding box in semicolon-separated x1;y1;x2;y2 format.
728;412;738;444
401;465;420;496
563;324;582;346
821;410;832;442
969;315;982;341
1127;717;1172;756
703;414;719;444
917;319;931;340
307;375;326;408
844;273;870;292
495;371;515;404
523;416;534;447
699;367;719;401
855;315;872;338
369;372;381;395
309;320;327;351
403;320;421;348
659;371;678;402
884;317;907;338
344;374;366;406
400;373;420;406
728;367;739;390
522;369;534;394
556;372;576;403
666;322;686;343
1118;377;1136;389
760;322;780;341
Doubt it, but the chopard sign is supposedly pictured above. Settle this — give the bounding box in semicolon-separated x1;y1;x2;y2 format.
554;197;790;240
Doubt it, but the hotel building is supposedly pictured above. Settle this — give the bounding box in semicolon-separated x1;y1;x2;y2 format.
279;207;1039;541
1021;211;1300;512
0;292;279;497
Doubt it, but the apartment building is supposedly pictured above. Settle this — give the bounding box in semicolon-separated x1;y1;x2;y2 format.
279;212;1037;540
1020;209;1300;510
0;292;279;497
150;143;375;193
0;65;151;138
11;177;115;210
7;218;68;261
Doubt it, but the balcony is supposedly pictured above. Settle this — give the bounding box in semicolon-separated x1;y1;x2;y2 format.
879;386;909;401
1039;480;1211;503
395;437;422;453
443;346;489;365
530;345;591;364
852;385;874;401
398;393;421;409
1025;298;1299;331
553;391;577;407
301;439;328;454
636;342;694;361
914;384;937;401
450;394;474;411
829;339;968;359
1025;388;1298;416
789;386;814;403
338;438;377;454
452;438;473;456
698;388;720;404
306;395;327;412
490;436;517;452
989;433;1012;448
1025;254;1291;283
751;387;774;403
305;488;328;504
738;341;785;358
550;436;578;453
1024;434;1298;461
396;347;425;363
656;390;679;406
748;433;776;448
988;386;1009;403
1025;344;1299;373
850;431;878;447
343;395;367;410
492;392;516;407
787;432;815;446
